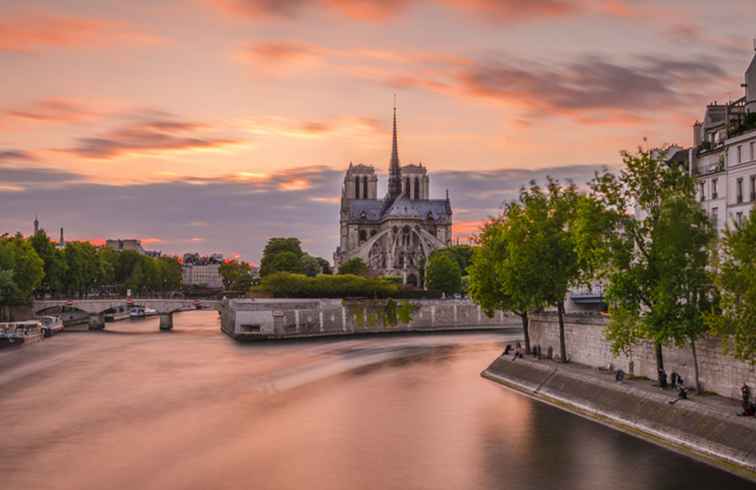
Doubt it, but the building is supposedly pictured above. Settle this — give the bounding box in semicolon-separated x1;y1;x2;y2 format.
689;44;756;233
106;239;146;254
333;106;452;287
181;253;224;289
105;239;161;256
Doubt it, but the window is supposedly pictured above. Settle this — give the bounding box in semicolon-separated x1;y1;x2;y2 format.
737;177;744;203
699;181;705;202
362;176;368;199
359;230;367;243
751;141;755;161
354;176;361;199
737;145;742;163
711;208;718;231
414;177;420;200
712;178;718;199
751;175;756;201
736;212;743;226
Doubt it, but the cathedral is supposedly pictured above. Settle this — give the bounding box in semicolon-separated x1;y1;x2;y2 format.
333;106;453;287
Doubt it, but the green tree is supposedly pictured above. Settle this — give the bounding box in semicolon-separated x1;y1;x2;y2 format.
315;257;332;275
514;179;581;362
426;253;462;295
0;234;44;304
338;257;369;276
259;238;304;277
219;260;253;291
63;242;99;297
468;215;548;354
434;245;474;275
158;256;183;292
301;254;322;277
265;251;304;275
708;210;756;364
30;230;67;297
590;147;702;374
0;269;18;306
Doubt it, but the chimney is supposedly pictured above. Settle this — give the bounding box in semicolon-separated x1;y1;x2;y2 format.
59;227;65;247
693;121;702;147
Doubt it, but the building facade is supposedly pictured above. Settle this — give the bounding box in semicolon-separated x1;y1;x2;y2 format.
181;253;224;289
333;107;452;287
689;47;756;233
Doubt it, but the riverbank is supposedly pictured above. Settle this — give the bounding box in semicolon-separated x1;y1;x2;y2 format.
482;355;756;482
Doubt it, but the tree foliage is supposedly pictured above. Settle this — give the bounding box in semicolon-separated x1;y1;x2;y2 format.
338;257;369;276
709;210;756;363
425;253;462;295
259;238;304;277
219;260;254;291
0;234;44;305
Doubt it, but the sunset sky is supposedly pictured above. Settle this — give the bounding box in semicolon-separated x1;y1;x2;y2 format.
1;0;754;262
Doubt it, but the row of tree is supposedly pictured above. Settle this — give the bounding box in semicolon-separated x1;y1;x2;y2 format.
468;148;755;391
0;231;184;303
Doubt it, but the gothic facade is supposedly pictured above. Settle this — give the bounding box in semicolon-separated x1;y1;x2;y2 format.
333;108;452;287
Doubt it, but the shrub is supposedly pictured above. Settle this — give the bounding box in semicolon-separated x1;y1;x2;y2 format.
260;272;399;298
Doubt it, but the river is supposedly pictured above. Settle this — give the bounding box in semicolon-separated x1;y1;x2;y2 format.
0;311;752;489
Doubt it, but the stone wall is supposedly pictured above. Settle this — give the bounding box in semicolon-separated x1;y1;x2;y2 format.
222;299;520;340
528;312;755;400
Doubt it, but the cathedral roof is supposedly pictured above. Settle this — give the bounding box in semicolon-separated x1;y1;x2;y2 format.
382;196;451;223
347;200;384;221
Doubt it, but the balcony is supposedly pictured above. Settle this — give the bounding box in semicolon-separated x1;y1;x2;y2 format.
570;285;605;304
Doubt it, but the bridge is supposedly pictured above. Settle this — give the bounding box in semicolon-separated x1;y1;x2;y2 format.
33;299;222;331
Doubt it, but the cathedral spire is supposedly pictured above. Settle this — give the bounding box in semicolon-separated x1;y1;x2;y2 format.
387;96;402;199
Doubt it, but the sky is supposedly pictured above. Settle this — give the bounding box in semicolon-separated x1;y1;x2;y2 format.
1;0;755;263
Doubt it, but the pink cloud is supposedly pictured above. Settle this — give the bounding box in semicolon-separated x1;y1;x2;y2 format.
0;11;163;53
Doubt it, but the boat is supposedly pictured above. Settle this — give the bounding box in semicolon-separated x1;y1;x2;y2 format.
129;307;158;319
0;321;44;346
37;316;64;337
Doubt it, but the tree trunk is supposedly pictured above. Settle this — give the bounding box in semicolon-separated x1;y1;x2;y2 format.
557;301;567;363
519;311;531;354
691;338;702;394
655;342;664;372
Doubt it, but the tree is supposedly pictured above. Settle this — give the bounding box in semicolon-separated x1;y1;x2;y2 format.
315;257;332;275
259;238;304;277
649;193;715;392
708;210;756;364
590;147;702;374
301;254;322;277
338;257;369;276
468;214;548;354
425;253;462;295
219;260;253;291
30;230;67;297
434;245;474;275
513;179;581;362
265;251;304;275
0;234;44;304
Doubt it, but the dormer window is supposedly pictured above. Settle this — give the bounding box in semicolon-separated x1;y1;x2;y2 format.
360;210;367;220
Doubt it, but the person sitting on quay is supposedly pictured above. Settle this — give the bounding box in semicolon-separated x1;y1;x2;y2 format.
740;384;755;417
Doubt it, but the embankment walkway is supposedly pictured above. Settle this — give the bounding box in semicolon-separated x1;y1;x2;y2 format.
483;354;756;482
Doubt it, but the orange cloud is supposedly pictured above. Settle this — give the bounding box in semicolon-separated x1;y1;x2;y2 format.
245;115;383;139
0;11;162;53
57;114;243;160
440;0;578;23
2;98;101;125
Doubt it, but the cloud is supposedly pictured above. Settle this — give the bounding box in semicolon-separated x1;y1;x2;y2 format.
213;0;583;23
0;149;36;162
0;11;162;53
57;113;244;159
245;115;383;139
0;162;85;188
0;162;611;260
1;98;102;126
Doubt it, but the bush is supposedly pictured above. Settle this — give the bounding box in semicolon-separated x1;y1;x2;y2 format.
426;253;462;295
260;272;399;298
337;257;369;276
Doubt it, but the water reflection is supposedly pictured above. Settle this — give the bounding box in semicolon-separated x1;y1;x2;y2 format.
0;311;751;490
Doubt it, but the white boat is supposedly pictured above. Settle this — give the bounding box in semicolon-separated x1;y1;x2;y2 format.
129;307;158;319
37;316;64;337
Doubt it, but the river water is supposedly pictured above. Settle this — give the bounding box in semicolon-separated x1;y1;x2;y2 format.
0;311;752;490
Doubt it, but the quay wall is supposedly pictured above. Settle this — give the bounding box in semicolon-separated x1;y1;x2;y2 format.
220;299;520;340
483;357;756;480
528;313;756;400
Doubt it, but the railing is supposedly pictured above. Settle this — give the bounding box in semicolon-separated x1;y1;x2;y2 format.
570;285;605;299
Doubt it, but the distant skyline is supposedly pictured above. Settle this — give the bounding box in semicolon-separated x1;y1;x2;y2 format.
1;0;754;261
